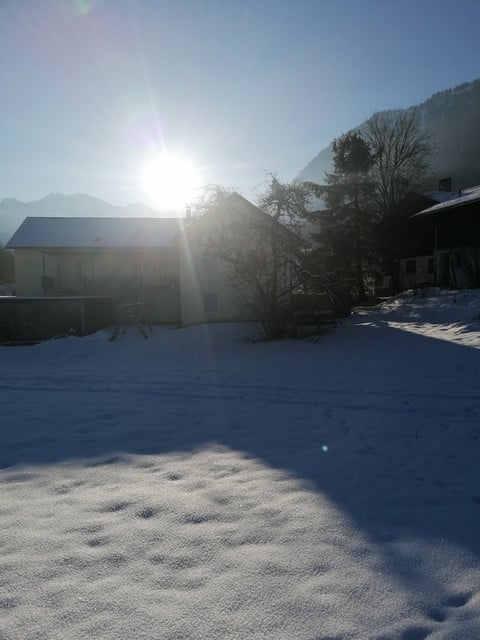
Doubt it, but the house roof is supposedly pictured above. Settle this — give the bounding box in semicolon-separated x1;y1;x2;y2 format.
186;192;267;223
423;190;463;204
413;185;480;218
6;216;186;249
225;191;267;216
183;191;281;232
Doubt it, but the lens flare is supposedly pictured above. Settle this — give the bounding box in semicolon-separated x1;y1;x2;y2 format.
74;0;93;15
140;152;201;212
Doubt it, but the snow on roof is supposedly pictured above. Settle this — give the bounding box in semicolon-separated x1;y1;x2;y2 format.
6;216;186;249
414;185;480;217
423;190;463;204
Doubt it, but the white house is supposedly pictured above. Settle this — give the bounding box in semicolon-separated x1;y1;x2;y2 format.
6;193;273;328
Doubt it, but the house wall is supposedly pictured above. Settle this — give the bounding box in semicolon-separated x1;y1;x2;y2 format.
435;203;480;250
179;232;249;326
14;250;46;296
179;203;264;327
13;248;180;323
0;248;15;283
435;249;478;288
399;255;435;290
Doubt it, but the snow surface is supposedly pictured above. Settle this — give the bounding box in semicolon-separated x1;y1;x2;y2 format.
1;289;480;640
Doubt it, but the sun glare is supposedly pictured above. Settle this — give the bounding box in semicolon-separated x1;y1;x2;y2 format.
140;152;201;212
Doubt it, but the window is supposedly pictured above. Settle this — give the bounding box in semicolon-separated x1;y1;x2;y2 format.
405;260;416;275
203;293;218;313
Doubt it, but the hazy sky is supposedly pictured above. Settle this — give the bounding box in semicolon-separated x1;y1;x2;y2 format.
1;0;479;210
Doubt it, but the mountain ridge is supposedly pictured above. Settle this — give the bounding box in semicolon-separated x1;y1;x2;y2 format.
3;79;480;245
0;193;176;246
299;78;480;190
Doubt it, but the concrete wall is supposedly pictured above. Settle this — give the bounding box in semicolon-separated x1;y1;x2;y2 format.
0;297;112;342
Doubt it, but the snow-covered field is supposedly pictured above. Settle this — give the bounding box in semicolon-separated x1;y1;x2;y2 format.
1;289;480;640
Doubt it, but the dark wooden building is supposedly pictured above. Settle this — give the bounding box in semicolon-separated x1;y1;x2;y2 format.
410;185;480;288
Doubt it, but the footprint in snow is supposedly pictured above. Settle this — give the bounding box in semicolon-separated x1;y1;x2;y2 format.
426;607;446;623
445;592;471;608
136;506;155;519
99;500;130;513
399;626;432;640
86;536;109;547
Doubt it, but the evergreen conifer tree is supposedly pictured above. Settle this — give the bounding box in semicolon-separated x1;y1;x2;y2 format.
313;132;373;302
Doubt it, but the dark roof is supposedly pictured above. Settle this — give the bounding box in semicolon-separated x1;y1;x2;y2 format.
413;185;480;218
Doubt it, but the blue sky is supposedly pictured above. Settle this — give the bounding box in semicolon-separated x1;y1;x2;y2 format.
1;0;479;210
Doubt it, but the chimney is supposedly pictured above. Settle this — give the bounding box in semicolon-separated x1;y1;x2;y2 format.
438;177;452;192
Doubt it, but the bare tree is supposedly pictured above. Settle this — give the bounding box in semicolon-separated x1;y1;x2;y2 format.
252;176;319;337
195;177;317;340
364;110;434;291
191;183;236;216
366;109;433;215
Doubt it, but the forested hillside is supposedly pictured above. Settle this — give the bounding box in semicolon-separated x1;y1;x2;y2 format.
300;79;480;190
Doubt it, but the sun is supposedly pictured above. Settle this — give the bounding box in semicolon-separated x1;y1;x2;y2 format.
140;152;201;212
